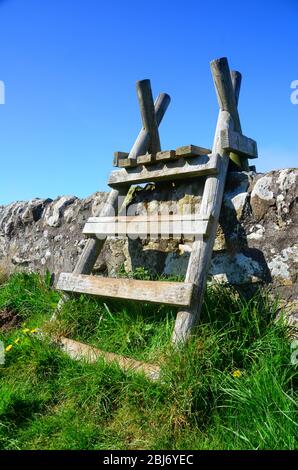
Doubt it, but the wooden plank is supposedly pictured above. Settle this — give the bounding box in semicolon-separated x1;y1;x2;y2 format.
83;214;211;238
86;214;210;222
176;145;211;157
137;154;154;165
128;92;171;160
116;149;211;169
108;153;220;187
113;152;129;167
220;129;258;159
115;150;176;168
155;150;176;161
57;273;194;308
59;337;160;381
118;158;138;168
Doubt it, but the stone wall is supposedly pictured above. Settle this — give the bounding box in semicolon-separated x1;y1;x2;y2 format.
0;169;297;319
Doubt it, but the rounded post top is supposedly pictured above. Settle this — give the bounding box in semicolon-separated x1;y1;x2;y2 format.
136;78;151;87
210;57;228;68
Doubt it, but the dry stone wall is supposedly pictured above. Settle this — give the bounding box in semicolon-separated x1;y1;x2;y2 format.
0;169;297;323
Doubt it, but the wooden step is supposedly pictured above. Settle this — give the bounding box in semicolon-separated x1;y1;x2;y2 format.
57;273;194;307
113;145;212;168
175;144;211;157
108;153;220;187
83;214;211;238
220;129;258;159
58;336;160;381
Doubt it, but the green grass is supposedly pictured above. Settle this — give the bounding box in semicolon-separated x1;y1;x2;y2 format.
0;271;297;450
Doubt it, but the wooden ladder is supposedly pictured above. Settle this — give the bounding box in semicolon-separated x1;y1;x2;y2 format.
55;57;258;379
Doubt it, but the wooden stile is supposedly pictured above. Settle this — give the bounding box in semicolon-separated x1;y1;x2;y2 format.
54;57;258;378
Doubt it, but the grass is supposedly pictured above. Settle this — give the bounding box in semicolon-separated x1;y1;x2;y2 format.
0;271;297;450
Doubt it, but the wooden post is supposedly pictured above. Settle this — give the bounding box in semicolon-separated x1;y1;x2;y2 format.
128;91;170;160
172;57;243;344
73;188;127;275
72;89;171;276
229;71;248;170
136;79;161;155
230;70;242;106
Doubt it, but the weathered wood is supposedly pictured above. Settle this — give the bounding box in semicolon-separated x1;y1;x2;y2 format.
83;214;211;238
220;129;258;159
113;151;129;167
134;150;176;166
114;150;176;168
172;57;244;344
230;70;242;106
210;58;249;171
128;92;170;160
118;158;138;168
176;145;211;157
57;273;194;308
73;187;128;275
155;150;176;162
129;80;161;161
211;58;241;131
229;70;248;169
137;154;154;165
59;337;160;380
72;92;171;277
114;148;213;169
108;153;220;187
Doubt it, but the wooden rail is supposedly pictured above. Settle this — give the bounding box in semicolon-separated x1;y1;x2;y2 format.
57;273;194;308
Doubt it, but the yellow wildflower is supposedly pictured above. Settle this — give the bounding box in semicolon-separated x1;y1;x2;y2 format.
14;338;21;344
22;328;30;334
30;328;38;334
5;344;13;352
232;369;242;378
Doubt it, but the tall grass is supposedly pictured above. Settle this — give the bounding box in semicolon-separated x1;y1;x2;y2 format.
0;272;297;450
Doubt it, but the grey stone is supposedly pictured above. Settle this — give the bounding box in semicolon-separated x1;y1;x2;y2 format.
0;169;297;313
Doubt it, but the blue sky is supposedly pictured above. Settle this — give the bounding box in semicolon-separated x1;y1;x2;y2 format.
0;0;297;204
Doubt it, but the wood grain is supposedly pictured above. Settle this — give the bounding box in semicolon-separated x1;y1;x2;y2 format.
57;273;194;308
220;129;258;159
83;214;211;238
59;337;161;380
127;92;171;161
175;145;211;157
108;153;220;187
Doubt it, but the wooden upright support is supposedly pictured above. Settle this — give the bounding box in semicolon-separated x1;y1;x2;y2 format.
135;79;161;156
172;57;245;344
128;87;170;161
